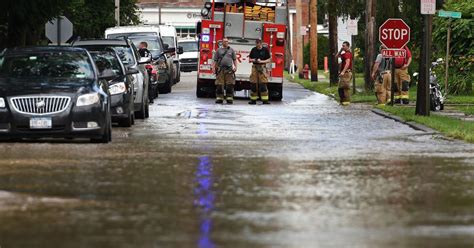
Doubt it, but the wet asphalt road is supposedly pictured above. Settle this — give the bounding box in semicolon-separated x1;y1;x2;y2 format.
0;72;474;247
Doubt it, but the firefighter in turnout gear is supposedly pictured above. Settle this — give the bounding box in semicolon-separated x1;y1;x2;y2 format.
336;41;353;106
372;45;392;105
213;38;237;104
248;39;272;105
394;45;412;104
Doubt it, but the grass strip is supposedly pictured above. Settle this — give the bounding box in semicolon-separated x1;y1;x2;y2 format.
378;105;474;143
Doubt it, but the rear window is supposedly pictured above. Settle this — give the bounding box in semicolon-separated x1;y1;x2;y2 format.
0;52;94;79
89;51;123;77
79;45;136;66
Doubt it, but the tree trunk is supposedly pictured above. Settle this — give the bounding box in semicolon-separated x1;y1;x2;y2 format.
328;0;338;85
364;0;376;91
309;0;318;81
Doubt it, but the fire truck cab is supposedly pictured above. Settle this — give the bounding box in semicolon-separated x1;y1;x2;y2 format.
196;0;288;101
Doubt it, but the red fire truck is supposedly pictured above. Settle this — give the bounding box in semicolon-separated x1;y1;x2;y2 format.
196;0;288;101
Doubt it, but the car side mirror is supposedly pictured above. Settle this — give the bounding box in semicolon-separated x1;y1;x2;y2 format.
166;47;176;54
177;46;184;55
126;68;139;75
138;55;152;64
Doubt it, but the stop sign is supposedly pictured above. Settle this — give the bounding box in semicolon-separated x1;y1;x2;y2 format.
379;19;410;49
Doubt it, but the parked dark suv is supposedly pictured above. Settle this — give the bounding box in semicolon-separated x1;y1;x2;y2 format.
0;47;112;143
89;49;138;127
73;39;150;119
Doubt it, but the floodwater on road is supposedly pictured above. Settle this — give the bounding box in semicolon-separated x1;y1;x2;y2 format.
0;73;473;247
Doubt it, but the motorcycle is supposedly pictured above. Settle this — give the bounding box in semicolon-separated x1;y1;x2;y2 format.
412;58;445;111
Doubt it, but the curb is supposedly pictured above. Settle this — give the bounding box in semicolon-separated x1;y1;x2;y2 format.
371;108;439;134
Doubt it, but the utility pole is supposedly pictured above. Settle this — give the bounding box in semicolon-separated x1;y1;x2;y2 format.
364;0;376;91
328;0;338;86
309;0;318;81
115;0;120;26
295;0;304;78
416;15;432;116
284;0;292;71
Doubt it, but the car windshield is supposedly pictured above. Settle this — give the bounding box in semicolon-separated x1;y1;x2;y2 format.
129;37;163;59
179;41;198;52
107;32;158;39
0;51;94;79
161;36;175;48
89;51;123;78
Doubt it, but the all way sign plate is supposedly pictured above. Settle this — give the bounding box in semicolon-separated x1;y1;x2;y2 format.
382;49;407;58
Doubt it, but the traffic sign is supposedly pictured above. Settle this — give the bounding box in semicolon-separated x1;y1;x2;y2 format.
421;0;436;15
438;10;462;19
381;49;406;58
45;16;73;45
347;19;358;36
379;19;411;49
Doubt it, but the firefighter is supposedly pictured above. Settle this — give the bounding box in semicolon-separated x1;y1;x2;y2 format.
336;41;353;106
372;45;392;105
394;45;412;104
248;39;271;105
213;37;237;104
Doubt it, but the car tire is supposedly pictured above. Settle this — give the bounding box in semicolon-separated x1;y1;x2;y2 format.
118;112;133;127
145;99;150;118
91;111;111;143
269;84;283;101
136;101;146;119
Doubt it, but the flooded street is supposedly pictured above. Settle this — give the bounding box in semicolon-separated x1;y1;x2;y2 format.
1;73;473;247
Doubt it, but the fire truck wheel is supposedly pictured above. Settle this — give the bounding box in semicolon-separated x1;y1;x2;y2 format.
269;84;283;101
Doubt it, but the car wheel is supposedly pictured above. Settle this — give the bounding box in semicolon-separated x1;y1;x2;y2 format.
135;100;146;119
91;111;111;143
118;112;133;127
145;101;150;118
269;84;283;101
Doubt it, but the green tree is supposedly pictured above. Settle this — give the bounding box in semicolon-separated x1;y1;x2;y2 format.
0;0;139;48
433;0;474;95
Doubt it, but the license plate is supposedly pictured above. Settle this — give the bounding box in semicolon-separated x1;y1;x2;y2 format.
30;117;52;129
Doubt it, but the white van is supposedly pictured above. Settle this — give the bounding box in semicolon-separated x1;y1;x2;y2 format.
159;25;181;83
105;26;161;39
178;37;198;72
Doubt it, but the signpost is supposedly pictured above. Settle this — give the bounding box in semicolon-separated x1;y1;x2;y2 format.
45;16;73;46
438;10;462;96
421;0;436;15
379;19;410;106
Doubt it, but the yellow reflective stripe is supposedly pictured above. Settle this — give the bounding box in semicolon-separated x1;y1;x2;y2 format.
261;95;269;101
216;96;224;100
342;102;350;106
226;97;233;100
401;95;409;99
250;96;258;100
394;95;401;99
